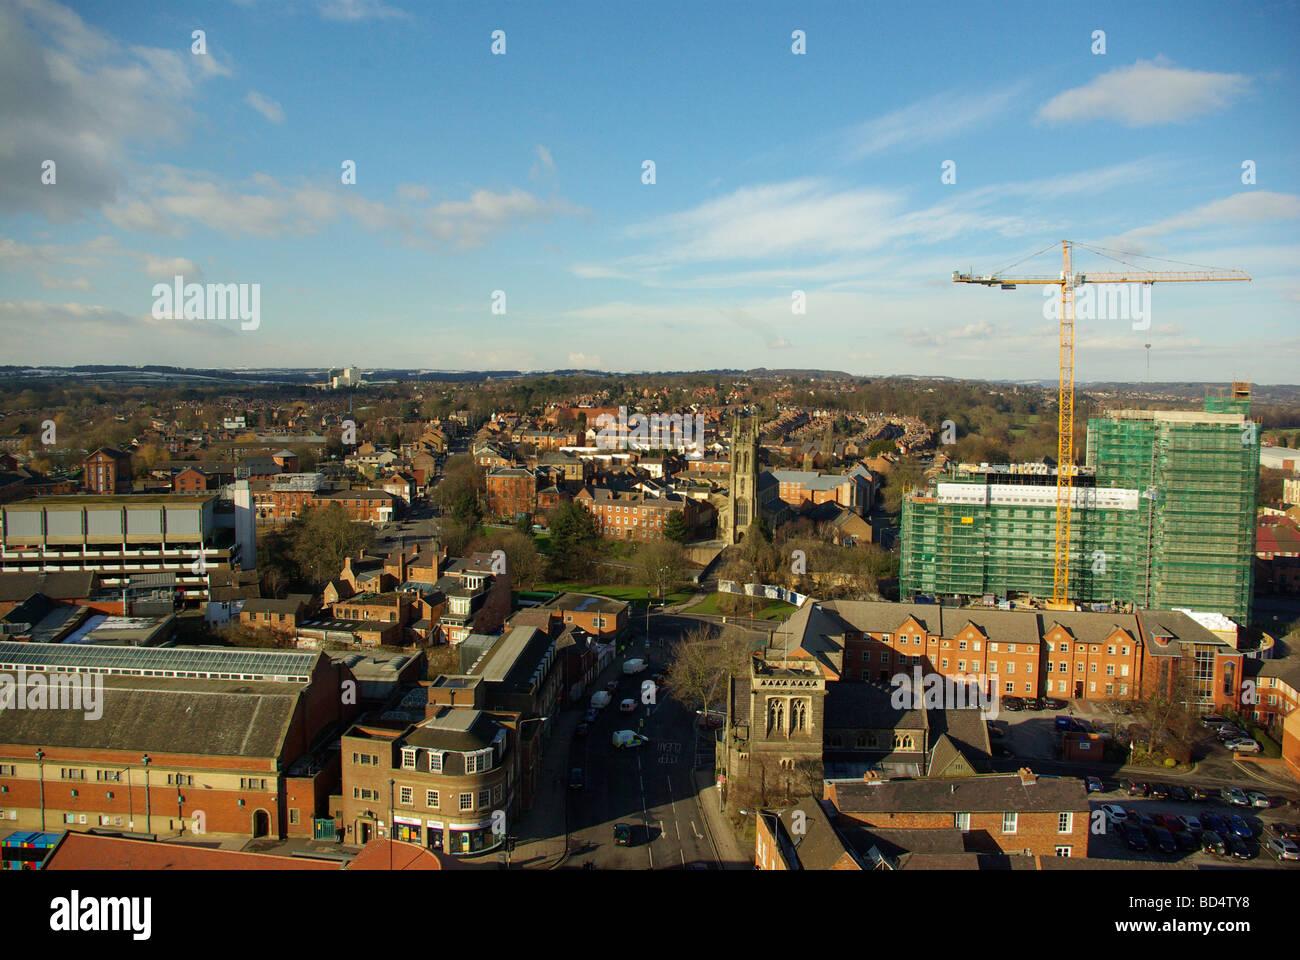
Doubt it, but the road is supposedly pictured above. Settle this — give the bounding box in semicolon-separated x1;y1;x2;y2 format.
564;638;722;870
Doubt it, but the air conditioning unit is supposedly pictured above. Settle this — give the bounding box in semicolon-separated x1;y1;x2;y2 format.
70;789;78;798
106;792;114;800
238;798;245;807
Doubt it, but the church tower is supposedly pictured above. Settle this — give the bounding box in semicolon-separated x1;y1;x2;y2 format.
725;414;760;543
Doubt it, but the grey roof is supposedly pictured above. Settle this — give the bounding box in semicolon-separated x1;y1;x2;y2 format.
823;600;941;636
405;707;501;753
0;675;300;758
1247;653;1300;691
1136;608;1231;655
831;773;1089;814
823;682;927;731
240;598;305;615
0;642;317;682
942;609;1042;647
544;592;628;615
0;572;97;603
1041;611;1141;646
761;801;857;870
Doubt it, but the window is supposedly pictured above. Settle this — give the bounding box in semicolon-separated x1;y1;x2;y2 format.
958;640;967;651
958;661;966;672
60;768;85;780
880;651;890;663
1055;845;1072;857
289;809;300;825
1005;681;1014;693
400;786;413;805
1107;645;1115;655
1058;812;1073;833
478;788;491;808
0;764;12;776
429;751;443;773
990;643;999;652
941;658;949;670
1005;662;1015;675
955;812;970;831
1058;662;1067;674
427;790;439;808
401;747;417;770
460;793;473;811
1002;812;1018;834
360;754;372;766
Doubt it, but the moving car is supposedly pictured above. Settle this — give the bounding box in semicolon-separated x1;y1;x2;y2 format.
1248;791;1271;808
613;823;632;846
611;729;649;749
575;722;590;737
1086;776;1104;793
619;698;637;713
590;691;613;710
1225;738;1261;753
1264;837;1300;862
605;681;620;694
622;658;647;675
583;708;599;724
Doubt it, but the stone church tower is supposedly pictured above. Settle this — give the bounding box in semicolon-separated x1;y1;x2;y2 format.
724;414;759;543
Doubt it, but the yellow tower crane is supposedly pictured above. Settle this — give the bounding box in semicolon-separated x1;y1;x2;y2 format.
952;240;1250;609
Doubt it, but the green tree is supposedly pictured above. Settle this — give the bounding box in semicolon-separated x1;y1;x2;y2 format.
663;509;690;544
513;513;534;536
547;501;599;580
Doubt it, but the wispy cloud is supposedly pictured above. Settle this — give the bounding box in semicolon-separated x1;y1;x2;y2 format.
1116;191;1300;241
244;90;285;124
842;83;1026;159
1037;59;1249;127
317;0;409;22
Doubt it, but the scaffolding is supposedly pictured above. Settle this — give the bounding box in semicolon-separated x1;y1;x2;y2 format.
901;399;1258;622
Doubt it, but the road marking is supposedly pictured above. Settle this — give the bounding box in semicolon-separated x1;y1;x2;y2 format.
691;820;703;840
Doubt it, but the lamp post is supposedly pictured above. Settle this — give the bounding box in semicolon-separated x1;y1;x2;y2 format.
141;754;151;835
34;749;45;832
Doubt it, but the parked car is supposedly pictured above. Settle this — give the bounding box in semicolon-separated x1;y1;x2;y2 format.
1123;822;1149;850
575;722;590;737
1227;814;1253;839
1264;837;1300;862
1269;821;1299;841
1126;779;1143;796
613;823;632;846
1190;786;1213;802
568;767;584;790
1227;836;1254;860
583;708;599;723
1134;811;1157;830
1178;815;1203;834
1086;776;1104;793
619;698;637;713
1024;697;1044;711
1201;715;1229;728
1248;791;1271;808
1149;826;1178;854
1201;830;1228;855
1217;727;1245;742
1041;697;1067;710
1223;787;1251;807
1100;803;1128;825
1225;738;1261;753
1169;785;1190;803
1150;783;1170;800
1151;813;1179;830
1002;696;1025;711
1202;812;1231;836
1172;828;1199;852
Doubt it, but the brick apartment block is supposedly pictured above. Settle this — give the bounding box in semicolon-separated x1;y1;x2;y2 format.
82;447;133;494
824;769;1091;859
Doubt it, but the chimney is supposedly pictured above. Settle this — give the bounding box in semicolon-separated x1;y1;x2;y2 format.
1017;767;1036;786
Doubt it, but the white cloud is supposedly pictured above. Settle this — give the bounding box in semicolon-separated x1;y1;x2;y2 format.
1037;59;1249;127
244;90;285;124
843;84;1026;158
317;0;409;22
530;145;556;182
1117;192;1300;242
0;0;226;221
568;353;602;368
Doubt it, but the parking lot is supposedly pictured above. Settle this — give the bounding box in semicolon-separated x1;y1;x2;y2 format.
1086;781;1300;867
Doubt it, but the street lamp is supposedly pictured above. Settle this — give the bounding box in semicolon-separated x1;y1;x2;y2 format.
34;749;45;832
141;754;151;835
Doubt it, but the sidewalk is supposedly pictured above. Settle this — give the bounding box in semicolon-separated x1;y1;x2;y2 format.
500;705;581;870
692;768;751;869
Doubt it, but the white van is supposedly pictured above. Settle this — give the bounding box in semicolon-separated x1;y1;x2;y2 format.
623;658;647;675
611;729;648;748
590;691;612;710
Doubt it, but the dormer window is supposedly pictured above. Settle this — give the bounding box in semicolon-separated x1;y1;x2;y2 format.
401;747;418;770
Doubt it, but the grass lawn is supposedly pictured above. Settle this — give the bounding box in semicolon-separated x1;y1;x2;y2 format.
529;583;696;608
679;593;797;621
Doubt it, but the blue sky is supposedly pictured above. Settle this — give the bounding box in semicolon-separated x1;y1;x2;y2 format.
1;0;1297;381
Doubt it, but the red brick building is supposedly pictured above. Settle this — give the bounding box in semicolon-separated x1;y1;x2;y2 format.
172;467;210;493
485;466;537;520
82;448;132;494
0;644;357;840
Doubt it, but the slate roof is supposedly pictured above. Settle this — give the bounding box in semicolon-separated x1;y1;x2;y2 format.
0;675;302;758
831;773;1089;814
0;571;96;603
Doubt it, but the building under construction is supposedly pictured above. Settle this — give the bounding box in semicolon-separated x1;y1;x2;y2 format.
900;384;1258;622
